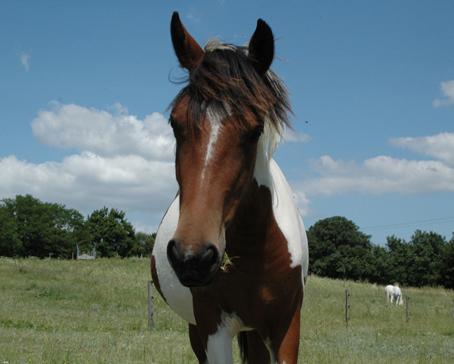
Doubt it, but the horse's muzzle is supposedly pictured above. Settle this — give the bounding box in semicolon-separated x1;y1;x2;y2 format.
167;238;220;287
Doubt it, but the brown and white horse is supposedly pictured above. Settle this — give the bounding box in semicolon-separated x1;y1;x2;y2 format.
151;12;308;364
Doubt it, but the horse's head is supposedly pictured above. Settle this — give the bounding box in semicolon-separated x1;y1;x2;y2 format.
166;12;290;287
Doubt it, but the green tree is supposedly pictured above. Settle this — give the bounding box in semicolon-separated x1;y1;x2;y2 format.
307;216;373;281
385;235;409;285
0;203;23;256
368;244;392;285
86;207;135;258
386;231;447;287
0;195;85;258
132;232;156;257
406;230;446;287
440;233;454;288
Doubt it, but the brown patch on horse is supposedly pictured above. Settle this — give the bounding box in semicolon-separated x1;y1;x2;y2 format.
189;323;208;363
276;293;303;363
260;285;275;304
150;255;166;303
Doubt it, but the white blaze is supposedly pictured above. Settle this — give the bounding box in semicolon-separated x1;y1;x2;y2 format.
201;108;223;182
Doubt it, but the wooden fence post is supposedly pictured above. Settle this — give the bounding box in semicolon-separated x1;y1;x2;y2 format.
346;289;350;328
148;280;154;330
406;295;410;323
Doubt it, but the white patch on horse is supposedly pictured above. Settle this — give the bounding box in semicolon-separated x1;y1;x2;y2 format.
200;108;223;183
153;195;196;324
263;337;278;363
253;127;309;282
206;311;245;364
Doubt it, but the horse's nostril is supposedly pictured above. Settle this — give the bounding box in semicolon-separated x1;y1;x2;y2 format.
202;246;214;261
200;243;220;272
167;239;220;287
167;238;182;269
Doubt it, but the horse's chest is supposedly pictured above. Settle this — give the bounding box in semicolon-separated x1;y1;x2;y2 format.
188;265;301;334
209;260;302;310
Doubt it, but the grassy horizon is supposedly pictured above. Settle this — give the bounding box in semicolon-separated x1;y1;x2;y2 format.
0;257;453;363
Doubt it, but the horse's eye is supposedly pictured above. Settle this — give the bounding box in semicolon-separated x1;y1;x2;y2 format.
169;117;180;137
169;117;177;129
250;125;264;142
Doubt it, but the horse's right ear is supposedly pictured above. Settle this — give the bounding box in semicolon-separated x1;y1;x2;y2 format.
171;12;204;72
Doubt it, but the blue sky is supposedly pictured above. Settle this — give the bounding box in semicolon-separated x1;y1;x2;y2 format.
1;1;453;246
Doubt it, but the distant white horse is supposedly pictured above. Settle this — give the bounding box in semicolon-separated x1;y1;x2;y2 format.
385;285;403;305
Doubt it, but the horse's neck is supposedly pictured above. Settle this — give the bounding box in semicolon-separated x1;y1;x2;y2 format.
225;158;276;259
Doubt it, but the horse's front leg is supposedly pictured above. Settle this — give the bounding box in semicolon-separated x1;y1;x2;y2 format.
205;325;235;364
189;320;235;364
193;300;242;364
189;324;207;364
275;298;302;364
260;294;303;364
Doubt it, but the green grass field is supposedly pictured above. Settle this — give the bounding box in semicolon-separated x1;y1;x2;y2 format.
1;257;453;363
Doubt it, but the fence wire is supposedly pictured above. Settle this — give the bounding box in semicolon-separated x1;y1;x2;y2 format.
303;286;454;324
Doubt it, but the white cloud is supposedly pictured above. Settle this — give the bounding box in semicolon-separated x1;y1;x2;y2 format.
0;153;177;221
186;7;201;24
5;100;454;233
284;131;311;143
433;80;454;107
1;103;179;230
389;132;454;167
290;132;454;204
31;102;175;161
292;152;454;200
21;52;30;71
110;102;129;115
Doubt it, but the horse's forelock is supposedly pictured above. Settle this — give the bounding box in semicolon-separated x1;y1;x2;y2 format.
169;39;292;150
203;38;238;53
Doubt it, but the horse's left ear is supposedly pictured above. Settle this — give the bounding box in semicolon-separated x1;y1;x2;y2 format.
171;12;204;71
248;19;274;76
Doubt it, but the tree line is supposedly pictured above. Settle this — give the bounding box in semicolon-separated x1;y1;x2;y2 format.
308;216;454;289
0;195;155;259
1;195;453;290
